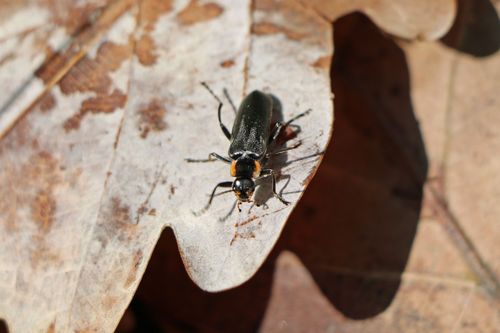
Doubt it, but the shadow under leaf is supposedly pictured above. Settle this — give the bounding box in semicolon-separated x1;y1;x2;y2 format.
283;13;428;319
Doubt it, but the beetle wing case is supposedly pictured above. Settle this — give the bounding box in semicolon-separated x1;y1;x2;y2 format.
229;91;273;159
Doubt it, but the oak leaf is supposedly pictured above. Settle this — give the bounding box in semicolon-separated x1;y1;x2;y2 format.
0;0;458;332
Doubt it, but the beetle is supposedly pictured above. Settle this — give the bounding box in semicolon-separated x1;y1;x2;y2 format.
186;82;310;211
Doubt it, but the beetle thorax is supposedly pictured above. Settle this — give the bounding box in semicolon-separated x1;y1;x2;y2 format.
230;155;261;179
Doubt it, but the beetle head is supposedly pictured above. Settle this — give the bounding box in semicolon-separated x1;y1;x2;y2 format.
232;177;255;202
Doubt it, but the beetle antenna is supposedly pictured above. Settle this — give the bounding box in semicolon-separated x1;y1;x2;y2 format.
201;82;224;105
223;88;237;114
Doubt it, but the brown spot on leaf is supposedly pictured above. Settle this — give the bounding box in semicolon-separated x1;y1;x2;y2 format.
63;89;127;131
46;320;55;333
59;41;131;95
231;215;259;245
220;59;235;68
140;0;173;31
252;21;304;40
0;116;32;150
81;89;127;113
124;250;143;288
108;194;138;238
31;190;56;232
177;0;224;25
25;151;61;233
27;150;54;174
39;93;57;112
134;0;172;67
56;41;131;131
135;203;151;223
137;100;167;138
312;55;331;70
0;150;55;232
112;197;131;225
136;34;157;66
35;51;71;84
137;205;148;216
0;150;75;268
34;0;134;91
30;241;62;269
235;215;258;228
230;231;256;245
50;2;104;35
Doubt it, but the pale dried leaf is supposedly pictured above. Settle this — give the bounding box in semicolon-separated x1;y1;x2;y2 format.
0;0;332;331
0;0;118;134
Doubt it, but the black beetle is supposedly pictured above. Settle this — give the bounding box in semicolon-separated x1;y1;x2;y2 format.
187;82;310;211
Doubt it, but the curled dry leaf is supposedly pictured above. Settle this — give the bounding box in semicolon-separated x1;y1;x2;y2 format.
0;0;333;331
301;0;456;40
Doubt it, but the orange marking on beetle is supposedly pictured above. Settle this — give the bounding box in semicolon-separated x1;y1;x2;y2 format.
230;160;237;177
253;160;261;178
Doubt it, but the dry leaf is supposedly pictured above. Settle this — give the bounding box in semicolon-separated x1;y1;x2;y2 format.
0;0;332;331
303;0;456;40
0;0;475;332
117;3;499;332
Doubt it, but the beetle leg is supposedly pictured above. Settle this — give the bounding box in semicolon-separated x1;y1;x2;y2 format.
205;181;233;210
217;103;232;140
266;141;302;158
268;108;312;145
201;82;232;140
185;152;231;163
258;169;290;205
268;122;284;144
